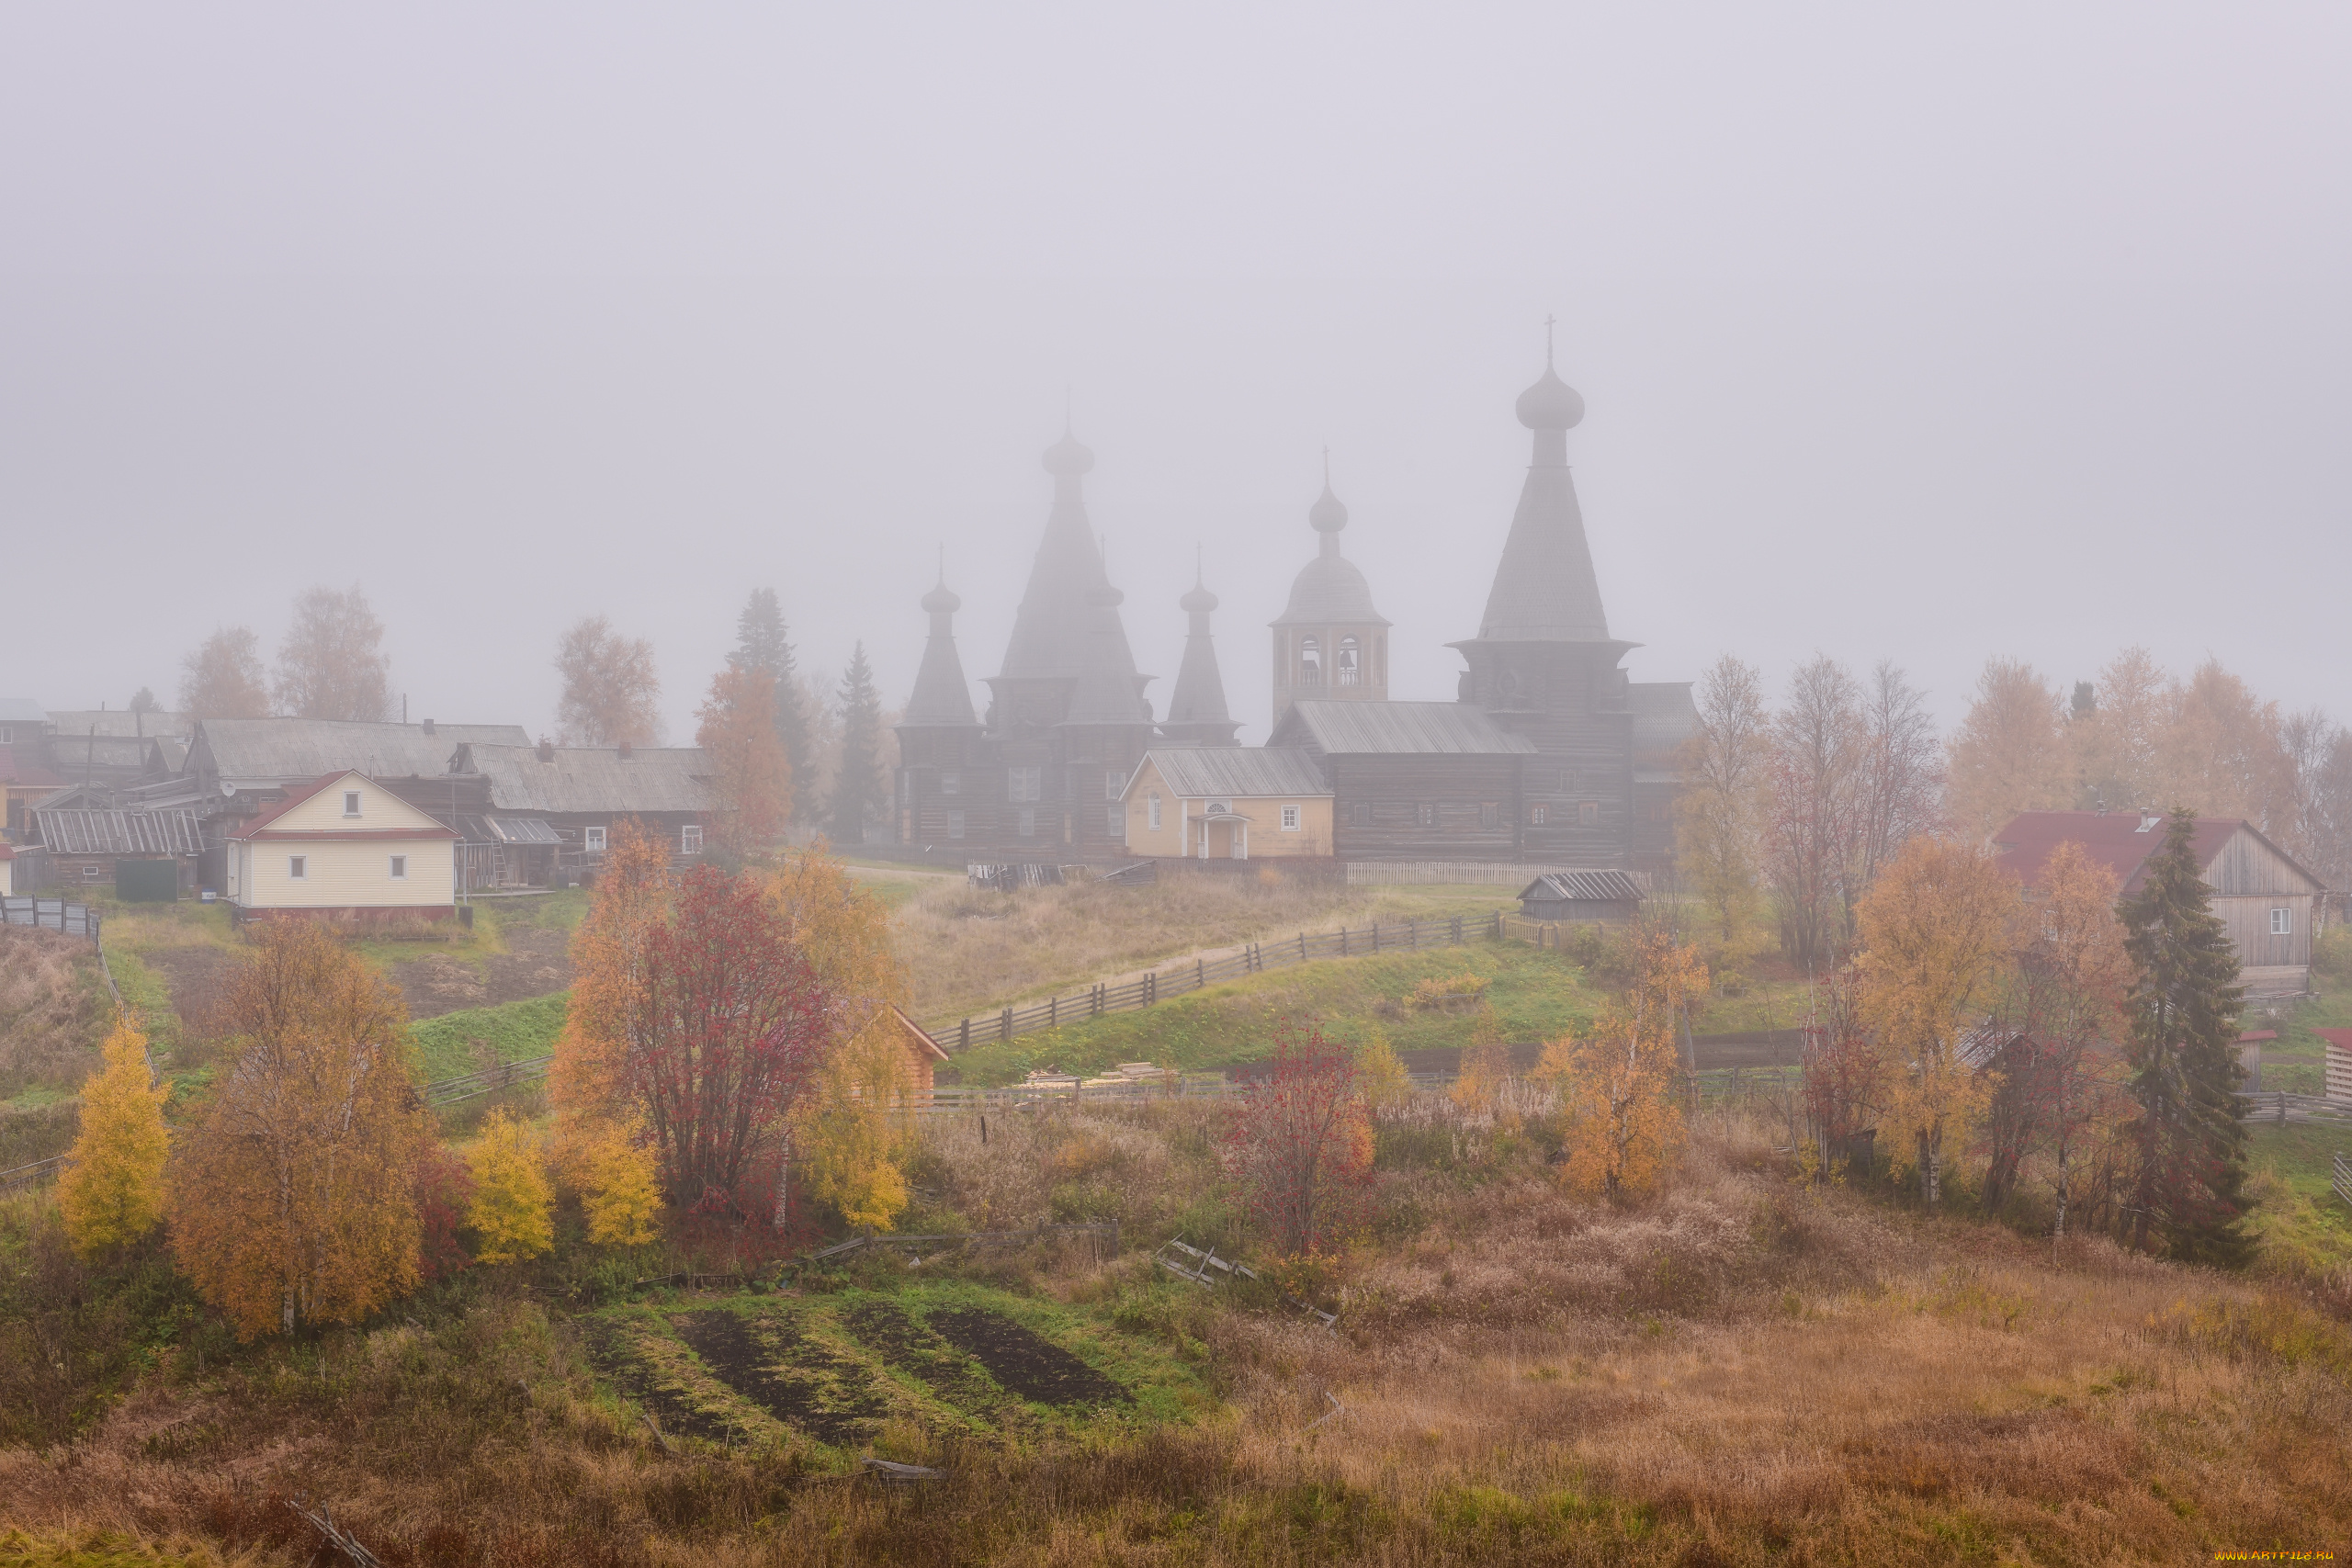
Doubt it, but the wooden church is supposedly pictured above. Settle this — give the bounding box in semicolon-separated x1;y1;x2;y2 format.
893;344;1694;870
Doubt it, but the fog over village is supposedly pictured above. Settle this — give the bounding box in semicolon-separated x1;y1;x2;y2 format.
5;7;2352;1567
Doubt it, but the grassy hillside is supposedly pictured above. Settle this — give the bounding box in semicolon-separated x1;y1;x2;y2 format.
408;992;571;1082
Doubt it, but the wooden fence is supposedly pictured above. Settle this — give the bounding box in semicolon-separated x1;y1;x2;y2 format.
2237;1090;2352;1126
419;1055;554;1108
1;896;100;944
926;913;1473;1051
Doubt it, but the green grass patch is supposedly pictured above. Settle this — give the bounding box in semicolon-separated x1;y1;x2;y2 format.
409;992;570;1082
583;1280;1206;1462
945;938;1602;1085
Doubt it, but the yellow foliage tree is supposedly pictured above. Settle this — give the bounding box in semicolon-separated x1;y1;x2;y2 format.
1449;1006;1511;1113
553;819;673;1126
1539;928;1706;1200
1354;1025;1410;1108
797;1017;914;1232
1855;835;2019;1209
579;1122;662;1247
466;1110;554;1266
58;1014;170;1258
167;921;427;1338
1945;658;2070;841
763;841;908;1017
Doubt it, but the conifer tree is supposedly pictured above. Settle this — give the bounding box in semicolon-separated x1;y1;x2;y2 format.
2119;807;2252;1263
829;643;887;846
59;1015;170;1259
731;588;814;814
466;1110;555;1266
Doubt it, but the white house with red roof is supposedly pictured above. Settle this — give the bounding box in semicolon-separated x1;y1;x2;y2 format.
1992;810;2328;998
224;769;458;922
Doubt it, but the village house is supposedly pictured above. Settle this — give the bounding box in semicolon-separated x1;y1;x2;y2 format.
28;803;205;897
0;699;66;843
451;739;714;866
38;708;196;800
1118;747;1333;862
223;769;458;923
1993;810;2330;997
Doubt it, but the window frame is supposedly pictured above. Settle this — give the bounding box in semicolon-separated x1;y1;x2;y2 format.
940;770;960;796
1017;807;1036;838
389;853;408;879
288;854;308;880
1281;805;1300;831
342;789;362;818
1007;766;1042;803
681;824;704;855
1577;801;1600;828
2271;907;2293;936
1531;803;1547;826
1148;793;1162;831
1107;805;1125;836
946;809;965;840
582;825;608;854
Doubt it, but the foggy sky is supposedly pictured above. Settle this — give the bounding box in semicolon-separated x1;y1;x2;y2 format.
6;6;2348;745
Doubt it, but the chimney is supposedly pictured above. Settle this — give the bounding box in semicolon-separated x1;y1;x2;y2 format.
421;717;435;737
617;740;634;761
536;737;555;763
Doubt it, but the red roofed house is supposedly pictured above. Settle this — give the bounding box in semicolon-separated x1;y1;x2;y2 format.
1992;811;2329;998
224;770;458;924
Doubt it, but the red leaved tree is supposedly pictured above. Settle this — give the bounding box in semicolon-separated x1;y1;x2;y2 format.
629;864;835;1218
1224;1021;1374;1258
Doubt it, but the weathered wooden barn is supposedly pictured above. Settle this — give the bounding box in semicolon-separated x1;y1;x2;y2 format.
452;739;713;864
1993;811;2330;997
1517;869;1647;923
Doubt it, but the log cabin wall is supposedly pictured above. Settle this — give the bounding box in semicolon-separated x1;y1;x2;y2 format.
2206;825;2320;987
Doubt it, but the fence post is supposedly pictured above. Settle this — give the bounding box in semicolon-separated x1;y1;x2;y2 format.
1197;957;1205;989
1299;931;1306;961
1372;922;1380;953
960;1019;971;1052
1050;995;1057;1028
1340;927;1349;956
1001;1007;1012;1043
1147;972;1156;1005
1452;914;1463;943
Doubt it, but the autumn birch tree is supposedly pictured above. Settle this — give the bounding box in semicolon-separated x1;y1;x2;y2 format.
178;627;271;718
1854;836;2018;1210
1944;658;2068;842
1763;656;1866;969
1540;927;1707;1200
1676;654;1770;943
695;662;793;855
167;922;426;1337
555;615;662;747
273;585;394;722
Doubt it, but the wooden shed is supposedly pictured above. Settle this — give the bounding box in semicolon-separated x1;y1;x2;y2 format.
1993;811;2329;998
1517;869;1647;922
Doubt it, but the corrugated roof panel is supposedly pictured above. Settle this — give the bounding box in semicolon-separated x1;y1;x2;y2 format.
197;718;528;784
1137;748;1329;799
1521;870;1648;902
34;808;205;855
457;743;713;815
1278;701;1537;756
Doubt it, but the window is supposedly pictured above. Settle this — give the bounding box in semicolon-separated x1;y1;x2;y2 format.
389;854;407;879
1207;799;1231;816
940;771;960;796
343;790;362;817
2271;907;2293;936
1107;806;1125;836
1530;804;1548;826
1007;766;1042;802
1577;801;1600;828
1104;770;1125;801
288;855;308;880
81;863;102;882
1281;805;1300;831
946;810;965;840
681;825;704;855
1351;801;1372;828
1017;807;1036;837
583;826;607;853
1148;794;1162;831
1338;635;1361;686
1417;803;1436;828
1299;635;1320;683
0;726;12;744
1478;802;1500;830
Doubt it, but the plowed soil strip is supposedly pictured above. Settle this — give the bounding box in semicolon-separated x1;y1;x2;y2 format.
581;1320;739;1444
674;1309;888;1448
843;1301;1001;1416
928;1308;1132;1408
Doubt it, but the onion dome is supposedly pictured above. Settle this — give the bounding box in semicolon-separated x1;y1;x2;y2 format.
1180;578;1219;614
1308;483;1349;534
922;580;961;615
1515;362;1585;431
1043;427;1096;477
1086;580;1125;609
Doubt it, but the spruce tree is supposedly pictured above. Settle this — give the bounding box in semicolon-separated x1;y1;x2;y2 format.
730;588;813;815
830;643;886;846
2118;806;2252;1264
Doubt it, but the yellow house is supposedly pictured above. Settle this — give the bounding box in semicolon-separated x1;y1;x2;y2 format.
224;769;458;922
1119;749;1333;861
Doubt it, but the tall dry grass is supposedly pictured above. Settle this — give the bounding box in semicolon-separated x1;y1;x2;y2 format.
6;1101;2350;1564
895;867;1495;1019
0;926;109;1098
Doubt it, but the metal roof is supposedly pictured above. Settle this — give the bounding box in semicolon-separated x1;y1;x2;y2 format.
1272;701;1537;756
35;808;206;855
1132;748;1329;800
194;718;528;786
0;699;49;725
456;743;713;815
1990;811;2327;897
1520;870;1648;904
460;815;561;844
43;710;194;739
